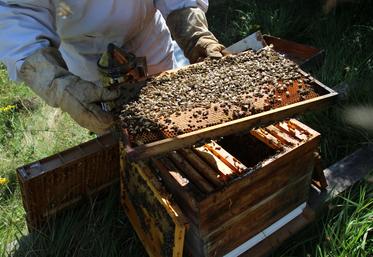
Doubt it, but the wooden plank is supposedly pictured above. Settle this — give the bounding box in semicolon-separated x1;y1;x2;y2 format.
151;156;202;225
324;144;373;197
205;141;248;174
275;122;308;141
150;158;201;226
126;84;337;160
184;225;208;257
198;134;320;235
17;133;119;181
174;225;187;257
240;207;315;257
179;148;225;188
199;151;315;237
288;118;318;136
194;145;236;180
205;175;310;256
250;128;283;150
242;143;373;257
263;35;324;67
206;172;312;242
265;125;300;146
309;143;373;212
168;151;215;194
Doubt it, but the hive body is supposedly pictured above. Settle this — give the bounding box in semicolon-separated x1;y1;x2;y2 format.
121;119;320;257
15;35;334;256
17;134;119;229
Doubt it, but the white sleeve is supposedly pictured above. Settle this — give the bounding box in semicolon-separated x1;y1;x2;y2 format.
155;0;209;18
0;1;60;81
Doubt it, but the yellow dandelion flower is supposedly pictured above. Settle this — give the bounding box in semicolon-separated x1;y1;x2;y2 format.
0;105;16;113
0;177;9;185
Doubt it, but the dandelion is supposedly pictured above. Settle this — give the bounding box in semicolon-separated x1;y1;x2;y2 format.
0;177;9;185
0;105;16;113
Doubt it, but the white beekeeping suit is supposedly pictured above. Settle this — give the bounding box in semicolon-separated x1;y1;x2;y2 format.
0;0;224;134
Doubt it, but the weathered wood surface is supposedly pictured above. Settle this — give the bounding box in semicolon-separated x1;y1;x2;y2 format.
194;145;236;179
240;143;373;257
205;174;311;256
204;141;248;174
168;151;215;194
123;33;336;162
179;148;225;187
250;128;283;150
17;133;120;230
198;135;319;235
240;207;315;257
146;119;319;256
309;143;373;212
263;35;324;68
325;144;373;196
151;158;201;226
186;174;310;256
120;119;320;257
200;151;315;239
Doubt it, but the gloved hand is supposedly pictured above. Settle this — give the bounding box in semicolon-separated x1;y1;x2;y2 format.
19;47;121;134
167;7;225;63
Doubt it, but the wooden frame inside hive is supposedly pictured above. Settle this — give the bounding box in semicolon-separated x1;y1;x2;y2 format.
120;119;320;257
120;159;188;257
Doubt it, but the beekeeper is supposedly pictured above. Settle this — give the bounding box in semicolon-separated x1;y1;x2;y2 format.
0;0;225;134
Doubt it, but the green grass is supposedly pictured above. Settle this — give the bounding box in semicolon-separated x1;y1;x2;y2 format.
0;65;94;255
275;179;373;257
318;185;373;257
11;189;146;257
1;0;373;256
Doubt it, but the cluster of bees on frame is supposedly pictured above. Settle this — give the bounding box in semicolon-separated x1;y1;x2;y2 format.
120;46;315;135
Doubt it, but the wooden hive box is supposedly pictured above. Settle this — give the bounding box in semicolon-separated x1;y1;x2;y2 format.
120;119;320;257
17;134;119;229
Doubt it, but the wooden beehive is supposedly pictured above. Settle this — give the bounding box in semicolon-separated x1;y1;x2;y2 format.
15;35;333;233
17;134;119;229
120;119;320;257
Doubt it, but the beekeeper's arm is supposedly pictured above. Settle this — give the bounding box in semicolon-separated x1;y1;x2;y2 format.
156;0;225;63
0;1;120;134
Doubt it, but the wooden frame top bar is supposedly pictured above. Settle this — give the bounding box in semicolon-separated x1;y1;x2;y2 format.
123;78;337;161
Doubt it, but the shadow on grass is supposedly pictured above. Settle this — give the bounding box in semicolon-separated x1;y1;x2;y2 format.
11;188;147;257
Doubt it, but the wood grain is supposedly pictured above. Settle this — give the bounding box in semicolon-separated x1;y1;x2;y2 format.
197;135;319;234
179;148;225;188
168;151;215;194
198;150;315;237
151;158;201;226
205;174;310;256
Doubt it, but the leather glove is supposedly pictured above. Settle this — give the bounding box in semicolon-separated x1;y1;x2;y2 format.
167;7;225;63
19;47;121;134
